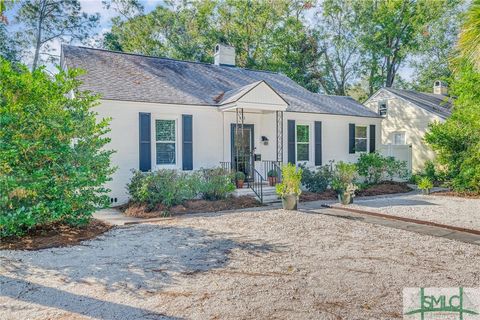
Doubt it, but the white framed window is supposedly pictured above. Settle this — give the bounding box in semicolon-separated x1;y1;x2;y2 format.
355;126;368;152
392;131;406;145
378;101;387;116
155;119;176;165
296;124;310;162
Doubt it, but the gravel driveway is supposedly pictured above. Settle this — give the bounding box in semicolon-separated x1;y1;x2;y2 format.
1;207;480;319
347;193;480;231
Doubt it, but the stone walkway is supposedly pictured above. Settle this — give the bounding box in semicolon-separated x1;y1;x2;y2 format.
92;208;170;225
300;205;480;246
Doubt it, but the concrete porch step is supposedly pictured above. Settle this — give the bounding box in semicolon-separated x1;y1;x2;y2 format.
233;185;280;204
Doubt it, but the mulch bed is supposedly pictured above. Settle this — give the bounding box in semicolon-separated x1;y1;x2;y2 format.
300;190;337;202
122;196;262;219
431;191;480;199
0;219;112;251
355;181;412;197
300;181;412;202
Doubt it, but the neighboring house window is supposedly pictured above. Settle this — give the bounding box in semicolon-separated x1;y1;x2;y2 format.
378;101;387;116
393;132;406;145
355;126;368;152
156;119;176;165
296;124;309;161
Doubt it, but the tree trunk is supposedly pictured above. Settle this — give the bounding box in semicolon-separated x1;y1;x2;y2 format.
32;0;46;70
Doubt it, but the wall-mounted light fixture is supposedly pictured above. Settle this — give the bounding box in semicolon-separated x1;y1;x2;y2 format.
261;136;269;145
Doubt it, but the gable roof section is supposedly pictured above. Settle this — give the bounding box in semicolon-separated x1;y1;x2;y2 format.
62;45;379;118
384;88;453;119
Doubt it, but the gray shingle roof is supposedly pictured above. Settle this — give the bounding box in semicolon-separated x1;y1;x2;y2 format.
61;45;379;118
385;88;453;119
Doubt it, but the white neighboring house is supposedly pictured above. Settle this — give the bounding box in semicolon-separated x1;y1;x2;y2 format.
61;44;382;205
364;82;453;172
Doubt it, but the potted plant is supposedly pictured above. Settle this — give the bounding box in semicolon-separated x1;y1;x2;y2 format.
418;177;433;195
235;171;246;189
331;161;358;205
275;163;302;210
267;169;278;186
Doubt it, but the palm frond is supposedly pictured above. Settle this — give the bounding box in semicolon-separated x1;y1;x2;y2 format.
458;0;480;70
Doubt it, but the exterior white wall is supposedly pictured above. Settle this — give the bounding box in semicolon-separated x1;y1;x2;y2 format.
96;100;224;205
364;89;445;172
96;99;381;205
283;112;382;167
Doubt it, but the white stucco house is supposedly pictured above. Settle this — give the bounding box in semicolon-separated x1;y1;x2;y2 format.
61;44;382;205
364;82;453;172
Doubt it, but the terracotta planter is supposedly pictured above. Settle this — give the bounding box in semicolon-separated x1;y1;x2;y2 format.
236;180;244;189
338;192;353;205
268;176;277;186
282;194;298;210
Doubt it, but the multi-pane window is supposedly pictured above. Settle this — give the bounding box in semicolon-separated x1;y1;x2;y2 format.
156;119;176;165
296;124;309;161
378;101;387;116
355;126;367;152
393;132;406;145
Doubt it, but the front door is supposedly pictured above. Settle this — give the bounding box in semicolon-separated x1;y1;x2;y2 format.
231;124;254;178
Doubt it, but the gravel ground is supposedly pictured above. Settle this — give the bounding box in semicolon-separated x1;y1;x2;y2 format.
1;207;480;319
347;193;480;231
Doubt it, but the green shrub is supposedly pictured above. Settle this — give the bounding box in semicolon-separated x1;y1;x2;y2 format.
127;168;234;206
300;163;333;193
235;171;246;181
199;168;235;201
0;59;114;238
267;169;277;177
423;161;437;182
357;152;409;184
384;156;409;181
276;163;303;198
417;177;433;191
127;169;201;209
331;162;358;194
356;153;385;184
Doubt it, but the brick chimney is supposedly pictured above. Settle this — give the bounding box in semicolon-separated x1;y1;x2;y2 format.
433;80;448;95
214;44;235;67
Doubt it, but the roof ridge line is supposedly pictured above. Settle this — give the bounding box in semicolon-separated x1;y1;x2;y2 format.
387;88;450;110
62;45;280;74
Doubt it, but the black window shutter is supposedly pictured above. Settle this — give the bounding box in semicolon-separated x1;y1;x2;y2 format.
349;123;355;154
182;114;193;170
139;112;151;172
287;120;296;164
369;124;376;153
314;121;322;166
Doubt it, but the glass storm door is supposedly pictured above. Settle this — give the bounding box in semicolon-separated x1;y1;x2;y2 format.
231;124;254;178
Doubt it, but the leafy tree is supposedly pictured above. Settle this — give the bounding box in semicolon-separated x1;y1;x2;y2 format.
0;23;19;62
0;59;114;237
313;0;359;95
425;61;480;193
354;0;455;95
13;0;100;70
409;3;463;92
425;1;480;193
1;0;16;24
103;0;319;90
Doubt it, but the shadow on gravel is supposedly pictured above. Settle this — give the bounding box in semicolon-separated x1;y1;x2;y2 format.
0;275;180;319
1;225;277;307
354;198;438;208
